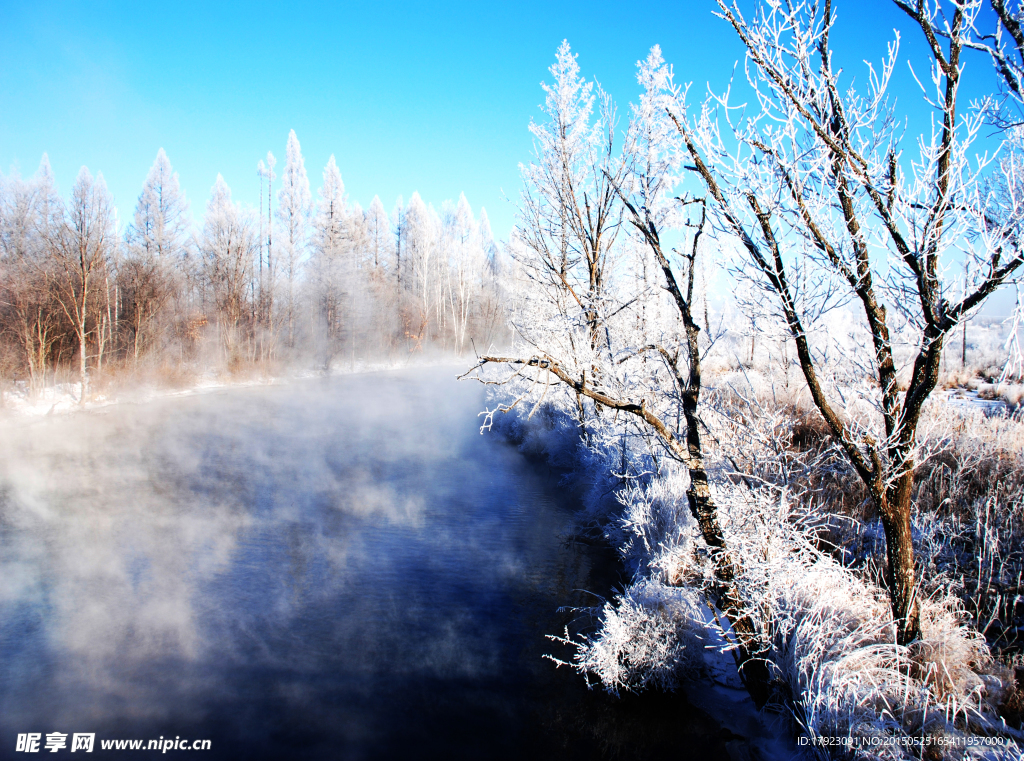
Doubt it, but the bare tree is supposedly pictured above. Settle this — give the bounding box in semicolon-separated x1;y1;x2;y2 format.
677;0;1024;644
47;167;115;402
463;46;771;703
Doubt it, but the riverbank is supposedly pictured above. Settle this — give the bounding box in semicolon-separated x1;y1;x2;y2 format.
483;383;1024;760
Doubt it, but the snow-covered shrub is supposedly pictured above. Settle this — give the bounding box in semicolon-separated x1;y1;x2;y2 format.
547;578;708;696
614;467;694;580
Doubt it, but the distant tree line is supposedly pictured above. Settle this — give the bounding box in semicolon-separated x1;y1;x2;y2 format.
0;131;506;399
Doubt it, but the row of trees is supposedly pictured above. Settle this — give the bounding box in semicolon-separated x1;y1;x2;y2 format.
0;132;506;399
469;0;1024;698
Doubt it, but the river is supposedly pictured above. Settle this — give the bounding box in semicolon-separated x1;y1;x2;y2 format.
0;367;779;760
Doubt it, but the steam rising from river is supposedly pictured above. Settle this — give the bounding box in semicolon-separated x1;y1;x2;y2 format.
0;368;599;752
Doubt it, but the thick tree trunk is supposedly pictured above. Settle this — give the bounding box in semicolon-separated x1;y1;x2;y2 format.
880;473;922;645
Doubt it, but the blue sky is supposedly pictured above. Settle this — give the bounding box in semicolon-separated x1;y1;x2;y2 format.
0;0;1005;245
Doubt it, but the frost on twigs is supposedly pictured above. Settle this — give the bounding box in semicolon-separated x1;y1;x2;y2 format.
546;579;708;696
1001;285;1024;385
539;435;1023;756
716;483;1021;759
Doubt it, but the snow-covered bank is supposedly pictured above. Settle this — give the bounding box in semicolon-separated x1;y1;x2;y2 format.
487;391;1024;760
494;405;796;759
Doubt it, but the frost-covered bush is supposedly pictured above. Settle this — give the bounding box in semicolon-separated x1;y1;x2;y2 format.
708;370;1024;659
547;579;708;696
614;468;694;581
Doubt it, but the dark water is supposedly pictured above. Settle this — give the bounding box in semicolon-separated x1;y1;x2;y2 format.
0;368;748;760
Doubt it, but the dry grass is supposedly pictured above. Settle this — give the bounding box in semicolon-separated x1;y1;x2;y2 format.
710;372;1024;661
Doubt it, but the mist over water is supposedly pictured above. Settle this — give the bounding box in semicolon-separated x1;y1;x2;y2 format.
0;368;736;760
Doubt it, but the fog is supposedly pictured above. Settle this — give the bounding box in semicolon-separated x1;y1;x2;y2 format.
0;367;748;759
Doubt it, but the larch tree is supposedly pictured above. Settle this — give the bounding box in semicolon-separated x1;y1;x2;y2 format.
478;207;499;273
444;193;478;353
404;191;435;342
200;175;257;360
365;195;390;271
123;148;189;361
475;206;506;348
346;201;369;268
391;196;406;288
311;154;348;359
276;130;311;348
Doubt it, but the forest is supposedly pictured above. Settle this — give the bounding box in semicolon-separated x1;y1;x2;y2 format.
0;131;506;405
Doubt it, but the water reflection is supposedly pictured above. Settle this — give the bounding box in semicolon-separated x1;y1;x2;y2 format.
0;368;746;760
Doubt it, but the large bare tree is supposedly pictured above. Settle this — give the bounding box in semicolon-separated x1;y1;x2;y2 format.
676;0;1024;644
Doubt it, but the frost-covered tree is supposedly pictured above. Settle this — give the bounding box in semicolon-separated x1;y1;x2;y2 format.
122;149;189;360
310;155;348;356
676;0;1024;644
263;150;278;346
474;207;507;347
199;175;257;358
465;43;770;700
128;149;189;259
364;195;390;271
478;207;499;273
517;40;630;390
346;201;368;267
404;191;435;342
391;196;406;287
442;194;478;352
0;144;506;384
958;0;1024;381
47;167;115;402
0;156;61;391
276;131;311;347
257;158;266;331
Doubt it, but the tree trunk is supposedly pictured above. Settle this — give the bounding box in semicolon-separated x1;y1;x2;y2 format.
681;320;771;705
78;317;87;404
881;468;922;645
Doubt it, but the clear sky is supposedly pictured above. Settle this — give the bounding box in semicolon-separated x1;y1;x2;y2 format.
0;0;1005;246
0;1;941;233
